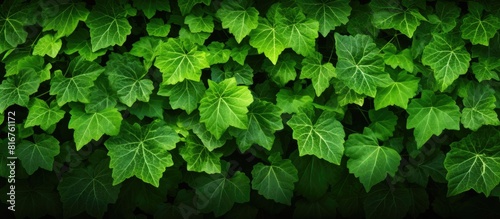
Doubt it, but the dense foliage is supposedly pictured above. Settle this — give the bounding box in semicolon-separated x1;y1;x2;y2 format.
1;0;500;218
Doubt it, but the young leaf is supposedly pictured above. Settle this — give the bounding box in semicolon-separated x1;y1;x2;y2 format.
199;78;253;139
49;57;104;106
86;1;132;51
25;98;65;131
300;52;336;96
345;128;401;192
251;154;299;205
276;7;319;57
216;0;259;43
421;33;471;91
185;14;214;33
146;18;171;37
41;2;89;38
132;0;171;19
58;159;121;218
460;2;500;46
0;69;40;113
105;53;154;107
370;0;426;38
335;33;392;97
68;104;122;150
17;134;60;175
374;71;419;110
154;38;209;85
461;84;500;130
297;0;351;37
32;34;62;58
158;79;205;114
288;111;345;165
193;162;250;216
249;17;287;65
444;126;500;196
104;120;180;187
179;135;223;174
229;100;283;152
406;90;461;148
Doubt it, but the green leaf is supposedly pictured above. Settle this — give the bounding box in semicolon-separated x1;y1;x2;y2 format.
445;126;500;196
199;78;253;139
130;36;162;69
5;55;50;80
104;120;180;187
406;90;461;148
421;33;471;91
179;27;211;46
205;42;231;65
370;0;426;38
25;98;65;131
363;184;411;219
185;14;214;33
129;94;166;120
368;108;398;141
428;1;460;33
49;57;104;106
105;53;154;107
345;128;401;192
58;159;121;218
471;58;500;82
461;83;500;130
229;100;283;152
374;71;419;110
178;0;210;15
154;38;209;85
192;123;231;151
32;34;62;58
193;163;250;216
382;43;414;73
211;62;254;85
158;79;206;114
333;79;366;106
216;0;259;43
276;7;319;57
84;75;118;113
335;33;392;97
64;29;106;61
249;17;287;65
460;2;500;46
288;111;345;165
86;1;132;51
291;152;339;200
297;0;351;37
300;52;336;96
251;154;299;205
18;134;60;175
146;18;171;37
0;1;36;53
179;135;223;174
133;0;170;19
262;53;297;86
0;69;40;113
276;87;315;114
41;2;89;38
68;104;122;150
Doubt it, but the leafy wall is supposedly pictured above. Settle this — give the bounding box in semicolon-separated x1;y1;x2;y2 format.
1;0;500;218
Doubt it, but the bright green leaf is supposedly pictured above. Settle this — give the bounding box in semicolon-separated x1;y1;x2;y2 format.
300;52;336;96
251;154;299;205
216;0;259;43
335;33;392;97
180;135;223;174
105;120;180;187
49;57;104;106
206;42;231;65
229;100;283;152
461;83;499;130
421;33;471;91
158;79;205;114
249;17;287;64
192;123;231;151
199;78;253;139
370;0;426;38
18;134;60;175
185;14;214;33
288;111;345;165
382;43;414;73
345;128;401;192
262;54;297;86
406;90;461;148
25;98;65;131
276;87;315;114
154;38;209;84
130;36;162;68
276;7;319;57
33;34;62;58
297;0;351;37
86;1;132;51
374;71;419;110
68;104;122;150
41;2;89;38
445;126;500;196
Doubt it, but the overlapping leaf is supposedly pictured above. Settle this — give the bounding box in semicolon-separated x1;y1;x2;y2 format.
0;0;36;53
18;134;60;175
86;1;132;51
297;0;351;37
158;79;205;114
0;69;40;113
41;2;89;38
300;52;336;96
370;0;426;38
374;71;419;110
460;2;500;46
105;120;180;187
216;0;259;43
461;83;499;130
25;98;65;131
276;7;319;57
179;135;223;174
133;0;170;19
